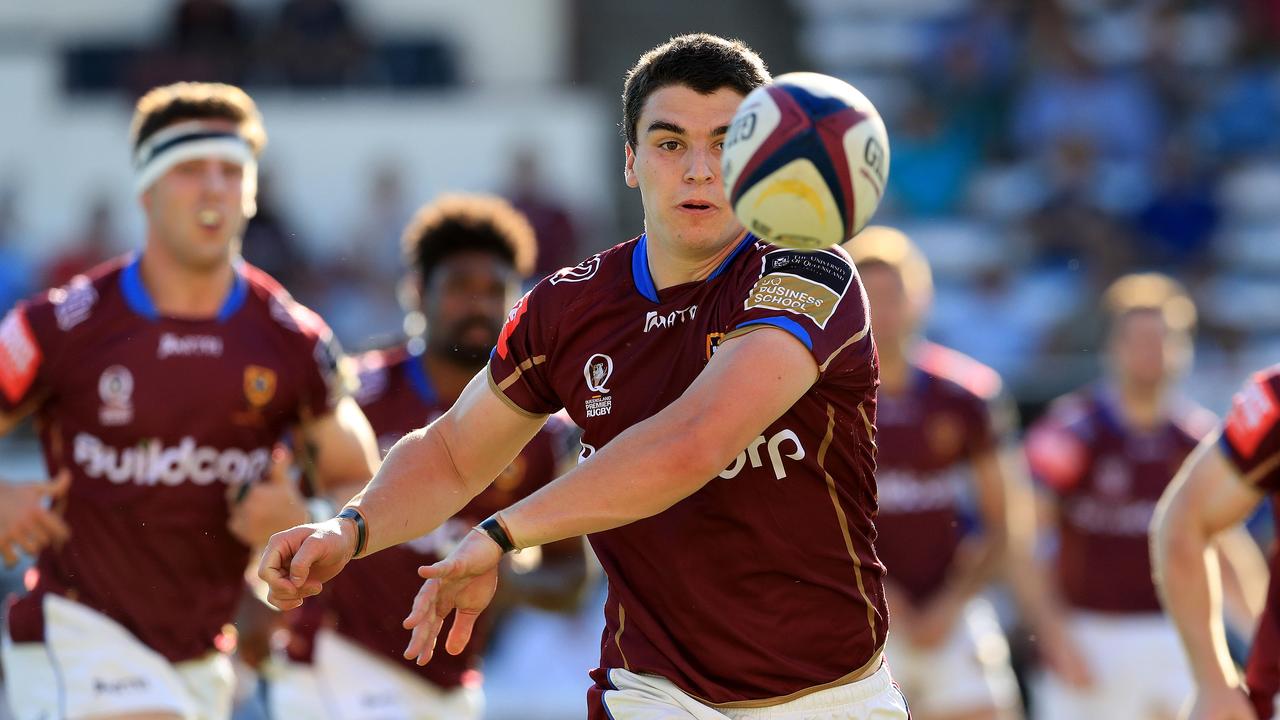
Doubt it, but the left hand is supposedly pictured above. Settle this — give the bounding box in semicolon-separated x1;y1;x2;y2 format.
402;528;503;666
907;591;964;649
228;447;306;547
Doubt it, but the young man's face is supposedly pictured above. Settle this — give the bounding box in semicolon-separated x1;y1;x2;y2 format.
141;119;252;271
625;84;746;256
1109;309;1189;389
421;251;520;366
860;263;920;348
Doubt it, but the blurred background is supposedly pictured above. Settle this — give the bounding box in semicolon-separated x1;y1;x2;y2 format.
0;0;1278;717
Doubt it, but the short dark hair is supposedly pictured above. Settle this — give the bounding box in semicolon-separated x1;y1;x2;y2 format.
622;33;771;148
402;194;537;284
130;82;267;156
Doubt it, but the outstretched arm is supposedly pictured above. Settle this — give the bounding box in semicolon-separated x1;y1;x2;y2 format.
1151;436;1263;719
258;369;546;608
402;326;819;663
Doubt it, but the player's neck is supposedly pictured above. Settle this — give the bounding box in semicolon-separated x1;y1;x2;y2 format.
137;247;236;319
645;229;747;291
421;352;477;405
1113;379;1168;431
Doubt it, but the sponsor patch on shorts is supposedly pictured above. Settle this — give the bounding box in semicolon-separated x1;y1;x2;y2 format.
744;249;852;328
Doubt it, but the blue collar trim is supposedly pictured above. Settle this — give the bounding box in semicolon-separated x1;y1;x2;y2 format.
631;232;756;303
404;347;439;406
121;254;248;322
631;235;660;303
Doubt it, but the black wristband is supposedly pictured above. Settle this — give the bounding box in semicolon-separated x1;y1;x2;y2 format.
336;506;368;558
477;515;517;554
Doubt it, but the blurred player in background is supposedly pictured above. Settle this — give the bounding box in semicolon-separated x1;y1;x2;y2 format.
266;194;589;720
259;33;910;719
1153;365;1279;720
1021;273;1261;720
846;227;1024;720
0;81;379;720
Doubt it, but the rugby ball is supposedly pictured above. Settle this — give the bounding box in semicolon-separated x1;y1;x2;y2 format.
722;72;890;250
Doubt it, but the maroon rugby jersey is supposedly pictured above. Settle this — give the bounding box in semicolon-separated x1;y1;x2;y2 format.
488;233;885;705
874;342;1008;604
1218;365;1280;719
286;344;572;689
1025;387;1215;613
0;254;347;662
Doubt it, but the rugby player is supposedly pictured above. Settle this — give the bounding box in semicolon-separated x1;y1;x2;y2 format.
260;33;910;719
0;82;379;720
845;227;1023;720
1021;273;1225;719
1152;364;1280;720
266;194;588;719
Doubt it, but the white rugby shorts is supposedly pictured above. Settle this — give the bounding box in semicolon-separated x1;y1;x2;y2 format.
1;593;233;720
265;627;483;720
598;660;909;719
885;597;1021;717
1033;610;1191;720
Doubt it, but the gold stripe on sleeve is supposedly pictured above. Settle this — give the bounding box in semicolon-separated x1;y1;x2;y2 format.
818;325;870;372
817;403;878;646
486;369;549;420
496;355;547;391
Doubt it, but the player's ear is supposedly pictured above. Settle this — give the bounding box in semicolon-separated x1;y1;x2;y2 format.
624;142;638;189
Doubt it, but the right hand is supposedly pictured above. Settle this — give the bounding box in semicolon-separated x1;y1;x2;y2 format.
1037;620;1094;689
0;470;71;567
1182;684;1257;720
257;517;357;610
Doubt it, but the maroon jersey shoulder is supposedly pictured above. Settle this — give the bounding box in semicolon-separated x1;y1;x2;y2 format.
1221;365;1280;491
490;240;637;416
720;240;872;377
0;257;128;410
914;341;1003;401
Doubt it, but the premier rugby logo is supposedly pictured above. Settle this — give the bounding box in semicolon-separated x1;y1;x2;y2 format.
98;365;134;426
584;353;613;418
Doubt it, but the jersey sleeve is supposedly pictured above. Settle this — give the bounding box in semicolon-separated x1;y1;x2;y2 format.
966;390;1018;458
281;300;357;420
0;297;62;413
487;283;562;417
722;246;871;376
1024;413;1089;494
1220;369;1280;492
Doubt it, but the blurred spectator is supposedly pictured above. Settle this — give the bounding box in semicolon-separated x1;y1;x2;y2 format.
884;90;981;217
262;0;370;87
1134;139;1221;272
0;186;36;313
1193;23;1280;159
918;0;1021;157
1026;136;1135;270
1013;7;1164;178
45;196;117;287
504;148;580;280
346;162;411;283
240;174;308;291
130;0;248;91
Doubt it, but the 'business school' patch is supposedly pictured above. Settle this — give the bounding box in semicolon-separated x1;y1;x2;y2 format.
744;249;853;328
